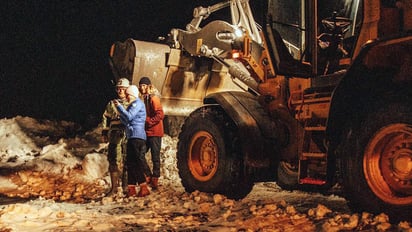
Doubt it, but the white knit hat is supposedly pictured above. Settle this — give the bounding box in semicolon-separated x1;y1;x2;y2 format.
126;85;139;98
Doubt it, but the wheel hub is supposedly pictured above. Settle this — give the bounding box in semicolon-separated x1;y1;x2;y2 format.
200;141;215;172
391;153;412;182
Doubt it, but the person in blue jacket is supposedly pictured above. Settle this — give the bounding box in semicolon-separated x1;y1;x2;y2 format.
113;84;150;197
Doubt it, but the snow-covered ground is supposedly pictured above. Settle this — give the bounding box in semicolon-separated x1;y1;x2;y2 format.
0;116;411;231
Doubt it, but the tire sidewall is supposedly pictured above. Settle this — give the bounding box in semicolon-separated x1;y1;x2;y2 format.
276;161;299;190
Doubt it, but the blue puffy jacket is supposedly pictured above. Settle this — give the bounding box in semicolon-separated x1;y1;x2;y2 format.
116;99;146;140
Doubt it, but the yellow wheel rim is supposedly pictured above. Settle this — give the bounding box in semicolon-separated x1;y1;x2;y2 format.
188;131;219;182
364;123;412;205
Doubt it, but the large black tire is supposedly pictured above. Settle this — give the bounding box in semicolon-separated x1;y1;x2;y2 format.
339;103;412;221
276;161;299;190
177;106;253;199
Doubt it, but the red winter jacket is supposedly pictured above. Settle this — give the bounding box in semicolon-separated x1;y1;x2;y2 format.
143;94;164;137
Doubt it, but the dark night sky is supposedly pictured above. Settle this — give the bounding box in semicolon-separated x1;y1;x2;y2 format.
0;0;221;129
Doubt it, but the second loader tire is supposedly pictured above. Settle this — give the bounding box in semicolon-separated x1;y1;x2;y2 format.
277;161;299;190
177;106;253;199
339;102;412;222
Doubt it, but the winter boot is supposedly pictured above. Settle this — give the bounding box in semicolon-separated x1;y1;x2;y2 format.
145;175;151;184
106;171;119;197
150;177;159;190
127;185;137;197
137;183;150;197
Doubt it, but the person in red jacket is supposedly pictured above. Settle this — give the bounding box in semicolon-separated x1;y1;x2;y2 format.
138;77;164;190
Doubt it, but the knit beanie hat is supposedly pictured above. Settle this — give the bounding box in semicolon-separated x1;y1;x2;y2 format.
126;85;139;98
139;76;151;85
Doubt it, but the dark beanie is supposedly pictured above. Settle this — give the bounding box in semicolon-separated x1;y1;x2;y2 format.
139;77;151;85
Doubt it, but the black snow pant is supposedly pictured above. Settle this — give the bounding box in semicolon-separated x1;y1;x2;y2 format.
141;136;162;178
126;138;147;185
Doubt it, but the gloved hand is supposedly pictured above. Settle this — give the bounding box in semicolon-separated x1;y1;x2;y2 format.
112;100;119;106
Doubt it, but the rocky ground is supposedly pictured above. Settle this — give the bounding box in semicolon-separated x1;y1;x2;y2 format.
1;181;411;231
0;116;411;231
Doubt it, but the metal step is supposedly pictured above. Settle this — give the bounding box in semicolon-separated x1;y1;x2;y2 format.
302;152;327;159
299;177;326;185
304;126;326;131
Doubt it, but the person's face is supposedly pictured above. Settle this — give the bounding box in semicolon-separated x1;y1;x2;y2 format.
139;84;149;95
126;93;136;103
116;87;127;99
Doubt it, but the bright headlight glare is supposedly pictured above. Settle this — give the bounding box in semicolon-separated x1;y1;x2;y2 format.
232;51;240;59
234;28;244;38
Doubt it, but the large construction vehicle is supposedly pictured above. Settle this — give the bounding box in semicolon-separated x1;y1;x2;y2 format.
109;0;412;220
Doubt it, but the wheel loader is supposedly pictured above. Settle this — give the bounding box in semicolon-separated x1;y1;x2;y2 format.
109;0;412;220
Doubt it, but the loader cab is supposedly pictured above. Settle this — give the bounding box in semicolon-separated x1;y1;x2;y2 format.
266;0;363;80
